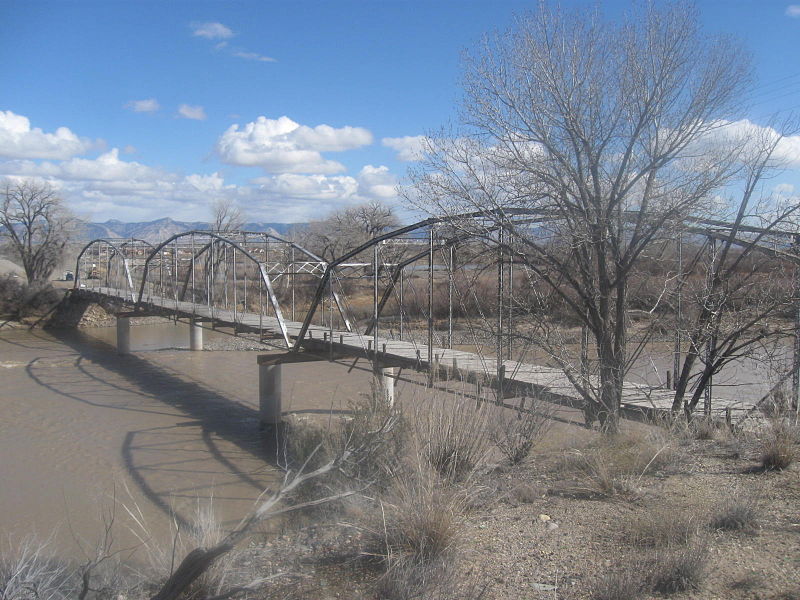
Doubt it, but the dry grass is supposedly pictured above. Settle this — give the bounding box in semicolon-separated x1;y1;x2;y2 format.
489;397;553;465
647;542;709;595
0;537;71;600
760;419;797;471
590;570;645;600
414;394;493;483
623;506;698;548
708;495;760;533
375;559;489;600
559;429;679;499
690;416;720;441
368;472;466;567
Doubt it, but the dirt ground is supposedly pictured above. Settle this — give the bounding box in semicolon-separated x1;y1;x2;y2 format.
245;408;800;600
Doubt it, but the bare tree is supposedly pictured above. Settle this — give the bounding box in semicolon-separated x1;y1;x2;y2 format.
211;197;245;232
408;2;786;430
1;179;74;284
297;201;399;262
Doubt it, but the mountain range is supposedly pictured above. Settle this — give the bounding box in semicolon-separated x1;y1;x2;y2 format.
79;217;300;243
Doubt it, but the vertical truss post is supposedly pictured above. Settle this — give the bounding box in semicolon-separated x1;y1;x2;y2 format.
243;233;248;314
191;234;196;310
497;227;504;386
173;238;179;314
233;246;238;331
290;246;296;321
399;268;404;341
428;227;434;386
507;234;513;359
793;235;800;420
704;236;716;417
224;245;229;310
158;246;164;299
329;272;334;361
374;243;380;371
581;323;589;385
448;244;454;350
673;231;682;390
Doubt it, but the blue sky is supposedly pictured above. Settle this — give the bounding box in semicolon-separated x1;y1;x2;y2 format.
1;0;800;223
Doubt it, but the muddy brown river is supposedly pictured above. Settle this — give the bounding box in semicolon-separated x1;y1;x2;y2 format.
0;322;378;556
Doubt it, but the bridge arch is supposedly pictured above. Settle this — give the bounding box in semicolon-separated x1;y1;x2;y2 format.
74;238;155;301
136;230;351;347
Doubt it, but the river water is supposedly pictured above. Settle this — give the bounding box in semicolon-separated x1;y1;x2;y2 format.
0;321;375;556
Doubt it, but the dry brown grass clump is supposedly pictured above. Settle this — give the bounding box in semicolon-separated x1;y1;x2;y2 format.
415;395;492;483
362;464;475;600
369;473;466;567
591;570;645;600
708;495;760;533
623;505;698;548
489;397;553;465
760;420;797;471
0;537;72;600
647;542;709;594
559;429;679;499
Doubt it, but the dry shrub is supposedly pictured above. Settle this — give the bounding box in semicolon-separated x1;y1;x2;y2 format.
338;388;409;490
0;537;71;600
372;474;466;567
647;542;709;595
690;416;719;441
375;559;489;600
489;397;553;465
127;497;243;599
0;276;62;319
624;506;698;548
561;430;678;499
709;495;760;533
365;468;476;600
591;570;645;600
414;394;492;483
281;396;407;516
509;483;541;504
760;419;797;471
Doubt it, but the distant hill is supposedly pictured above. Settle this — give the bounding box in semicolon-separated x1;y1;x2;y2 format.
78;218;300;243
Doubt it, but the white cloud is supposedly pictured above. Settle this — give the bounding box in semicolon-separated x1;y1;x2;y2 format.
251;165;397;203
0;110;396;223
382;135;428;161
232;50;276;63
0;111;98;160
177;104;207;121
715;119;800;168
786;5;800;17
216;115;373;174
252;173;359;200
357;165;398;199
0;149;241;221
124;98;160;113
191;22;234;40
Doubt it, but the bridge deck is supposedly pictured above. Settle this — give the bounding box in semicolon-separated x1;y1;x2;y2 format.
79;286;748;419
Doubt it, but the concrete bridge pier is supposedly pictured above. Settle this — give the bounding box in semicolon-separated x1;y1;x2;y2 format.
189;318;204;351
379;367;396;407
116;316;131;355
258;358;282;427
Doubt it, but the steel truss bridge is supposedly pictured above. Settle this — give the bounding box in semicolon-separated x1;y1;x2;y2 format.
72;212;800;425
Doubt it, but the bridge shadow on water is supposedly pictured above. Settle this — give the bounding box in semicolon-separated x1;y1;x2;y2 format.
26;328;313;531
